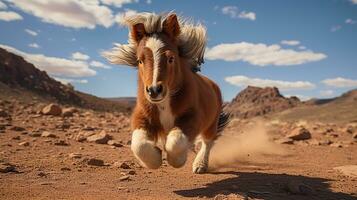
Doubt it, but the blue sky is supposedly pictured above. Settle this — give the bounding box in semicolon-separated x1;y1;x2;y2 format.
0;0;357;101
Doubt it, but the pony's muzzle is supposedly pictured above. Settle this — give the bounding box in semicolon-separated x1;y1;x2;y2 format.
146;84;163;99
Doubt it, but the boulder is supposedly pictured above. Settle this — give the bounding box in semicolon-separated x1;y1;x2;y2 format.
86;130;111;144
62;107;77;117
87;158;105;166
286;127;311;140
41;104;62;116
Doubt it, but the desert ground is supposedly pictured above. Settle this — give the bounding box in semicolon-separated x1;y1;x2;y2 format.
0;93;356;200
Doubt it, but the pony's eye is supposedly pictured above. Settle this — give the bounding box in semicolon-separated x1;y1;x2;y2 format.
138;60;143;65
168;56;174;64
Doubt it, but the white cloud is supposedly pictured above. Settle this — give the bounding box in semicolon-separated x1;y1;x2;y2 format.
54;77;88;84
7;0;114;29
115;9;137;25
0;44;96;78
90;61;111;69
350;0;357;4
146;0;152;4
281;40;300;46
298;46;306;50
0;1;7;9
28;43;40;48
25;28;38;36
71;52;90;60
100;0;138;8
238;11;256;21
319;90;334;96
205;42;327;66
331;25;341;32
0;11;23;21
345;18;356;24
225;75;316;91
322;77;357;88
221;6;256;21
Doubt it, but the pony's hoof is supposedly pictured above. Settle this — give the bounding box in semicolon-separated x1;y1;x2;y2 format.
193;165;208;174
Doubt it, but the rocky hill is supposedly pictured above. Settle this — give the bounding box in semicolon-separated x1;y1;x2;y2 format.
225;86;301;118
0;47;132;112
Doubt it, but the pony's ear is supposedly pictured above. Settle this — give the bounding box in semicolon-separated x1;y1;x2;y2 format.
131;23;146;43
162;14;180;40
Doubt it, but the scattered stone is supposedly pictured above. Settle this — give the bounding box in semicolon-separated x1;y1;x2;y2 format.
9;126;26;132
86;130;111;144
37;172;46;177
119;175;130;181
287;180;315;195
128;170;136;175
213;194;247;200
0;163;16;173
41;104;62;116
330;142;343;148
29;132;41;137
114;161;131;169
18;141;29;146
62;107;77;117
60;167;71;171
0;109;9;118
69;153;82;159
107;140;123;147
87;158;105;166
333;165;357;178
11;136;21;140
286;127;311;140
54;140;69;146
74;132;95;142
276;138;294;144
318;139;332;146
41;131;57;138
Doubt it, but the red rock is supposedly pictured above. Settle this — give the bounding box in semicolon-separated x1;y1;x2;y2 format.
287;127;311;140
86;130;111;144
41;104;62;116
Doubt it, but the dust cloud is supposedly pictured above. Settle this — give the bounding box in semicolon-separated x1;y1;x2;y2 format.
209;121;286;170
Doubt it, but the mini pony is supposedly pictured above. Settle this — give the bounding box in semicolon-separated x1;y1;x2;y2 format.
105;12;229;173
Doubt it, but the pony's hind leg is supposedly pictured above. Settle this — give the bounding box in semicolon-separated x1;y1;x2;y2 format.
192;137;213;174
131;129;162;169
165;128;189;168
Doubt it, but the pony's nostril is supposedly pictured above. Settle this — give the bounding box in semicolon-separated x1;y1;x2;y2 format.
157;85;163;94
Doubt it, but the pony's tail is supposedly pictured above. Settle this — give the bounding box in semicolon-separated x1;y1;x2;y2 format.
217;111;231;133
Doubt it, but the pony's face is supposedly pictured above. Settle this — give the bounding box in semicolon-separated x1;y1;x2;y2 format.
132;14;181;103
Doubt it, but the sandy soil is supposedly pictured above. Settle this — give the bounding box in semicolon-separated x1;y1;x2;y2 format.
0;100;356;200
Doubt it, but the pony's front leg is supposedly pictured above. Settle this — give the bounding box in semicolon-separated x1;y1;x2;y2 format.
165;128;189;168
131;129;162;169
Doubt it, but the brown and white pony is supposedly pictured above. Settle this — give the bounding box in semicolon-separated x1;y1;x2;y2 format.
105;12;229;173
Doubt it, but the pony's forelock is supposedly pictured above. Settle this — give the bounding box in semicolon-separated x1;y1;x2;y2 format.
103;12;207;68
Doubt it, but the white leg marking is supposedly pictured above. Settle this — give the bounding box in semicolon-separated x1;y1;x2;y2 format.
192;139;213;174
145;35;164;86
165;128;189;168
131;129;162;169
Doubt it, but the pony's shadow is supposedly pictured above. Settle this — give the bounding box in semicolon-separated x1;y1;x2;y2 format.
174;171;356;200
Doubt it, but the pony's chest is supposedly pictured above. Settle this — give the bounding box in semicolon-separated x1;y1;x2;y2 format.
157;100;175;132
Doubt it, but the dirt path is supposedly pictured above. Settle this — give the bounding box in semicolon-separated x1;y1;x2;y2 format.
0;101;356;199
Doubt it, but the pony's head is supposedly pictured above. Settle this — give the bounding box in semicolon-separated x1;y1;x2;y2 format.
134;14;181;103
104;12;207;103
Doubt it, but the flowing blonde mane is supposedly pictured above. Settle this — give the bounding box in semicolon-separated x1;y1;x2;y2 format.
104;12;207;67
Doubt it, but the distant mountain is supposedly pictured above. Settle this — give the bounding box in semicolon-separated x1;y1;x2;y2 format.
225;86;302;118
0;47;132;112
273;89;357;123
